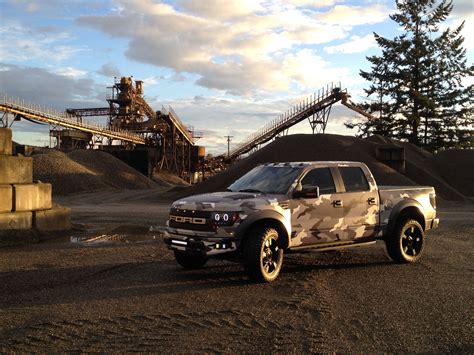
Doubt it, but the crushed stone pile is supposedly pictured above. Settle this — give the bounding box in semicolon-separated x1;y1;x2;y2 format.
430;149;474;197
152;171;190;187
33;149;157;195
181;134;467;201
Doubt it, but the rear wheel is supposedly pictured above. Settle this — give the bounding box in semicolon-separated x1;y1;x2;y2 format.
243;226;284;282
386;219;425;263
174;251;208;269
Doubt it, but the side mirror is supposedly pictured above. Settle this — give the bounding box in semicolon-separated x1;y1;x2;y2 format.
293;186;320;199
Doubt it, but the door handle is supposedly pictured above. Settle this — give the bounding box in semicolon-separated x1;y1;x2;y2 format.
332;200;343;208
367;197;376;205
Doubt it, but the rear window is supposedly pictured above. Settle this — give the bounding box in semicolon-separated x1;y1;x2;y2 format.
339;167;370;192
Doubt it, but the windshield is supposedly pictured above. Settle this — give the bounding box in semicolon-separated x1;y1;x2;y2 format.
227;165;303;195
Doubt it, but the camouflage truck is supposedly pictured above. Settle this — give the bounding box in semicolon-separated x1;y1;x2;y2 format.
164;162;439;282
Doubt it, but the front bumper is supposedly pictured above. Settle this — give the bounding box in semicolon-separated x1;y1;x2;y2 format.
164;228;239;256
430;218;440;230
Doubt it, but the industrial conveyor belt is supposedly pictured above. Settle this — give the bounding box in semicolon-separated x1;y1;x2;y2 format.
0;95;146;145
227;83;371;160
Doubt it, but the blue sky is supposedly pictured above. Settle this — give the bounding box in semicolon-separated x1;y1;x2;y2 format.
1;0;472;154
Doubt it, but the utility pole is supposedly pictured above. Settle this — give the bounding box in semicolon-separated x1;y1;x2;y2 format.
224;135;233;158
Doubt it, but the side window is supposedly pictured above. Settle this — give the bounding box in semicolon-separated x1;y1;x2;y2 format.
339;167;370;192
301;168;336;195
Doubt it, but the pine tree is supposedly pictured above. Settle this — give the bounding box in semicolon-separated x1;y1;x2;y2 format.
349;0;473;151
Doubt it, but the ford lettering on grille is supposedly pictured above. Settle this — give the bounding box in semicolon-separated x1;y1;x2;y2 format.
170;215;207;225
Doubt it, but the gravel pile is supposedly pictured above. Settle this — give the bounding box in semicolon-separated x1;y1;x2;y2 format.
181;134;467;200
67;150;156;190
430;149;474;197
33;149;156;195
152;171;190;187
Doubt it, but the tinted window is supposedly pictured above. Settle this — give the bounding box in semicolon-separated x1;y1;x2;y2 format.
301;168;336;195
228;165;303;194
340;167;369;192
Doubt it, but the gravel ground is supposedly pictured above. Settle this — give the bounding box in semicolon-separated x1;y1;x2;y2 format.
0;191;472;353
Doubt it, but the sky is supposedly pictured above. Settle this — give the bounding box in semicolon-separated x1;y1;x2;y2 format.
0;0;473;155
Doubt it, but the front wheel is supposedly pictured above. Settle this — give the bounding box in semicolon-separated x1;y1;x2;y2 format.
243;226;284;282
174;251;208;269
386;219;425;263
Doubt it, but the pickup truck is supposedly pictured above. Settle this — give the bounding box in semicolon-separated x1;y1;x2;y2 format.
164;162;439;282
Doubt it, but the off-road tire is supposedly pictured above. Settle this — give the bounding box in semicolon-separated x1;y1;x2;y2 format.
174;251;208;269
243;226;284;282
386;219;425;263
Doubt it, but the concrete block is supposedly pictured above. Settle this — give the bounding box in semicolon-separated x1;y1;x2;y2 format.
0;128;12;155
0;211;32;230
0;185;13;212
34;206;71;231
0;155;33;184
13;182;52;212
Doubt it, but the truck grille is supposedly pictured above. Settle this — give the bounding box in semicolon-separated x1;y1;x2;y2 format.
168;208;215;232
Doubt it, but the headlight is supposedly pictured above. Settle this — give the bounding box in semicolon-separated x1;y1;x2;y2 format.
211;212;239;226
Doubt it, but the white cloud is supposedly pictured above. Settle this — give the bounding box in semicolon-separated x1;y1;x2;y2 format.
0;63;102;109
176;0;264;19
324;34;377;54
0;21;85;63
97;62;121;78
315;4;390;26
77;0;389;95
287;0;337;7
52;66;87;78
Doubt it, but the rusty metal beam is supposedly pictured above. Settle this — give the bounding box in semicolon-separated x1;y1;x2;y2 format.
0;96;145;145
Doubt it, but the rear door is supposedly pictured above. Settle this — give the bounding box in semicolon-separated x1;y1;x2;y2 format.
335;165;379;241
290;167;343;247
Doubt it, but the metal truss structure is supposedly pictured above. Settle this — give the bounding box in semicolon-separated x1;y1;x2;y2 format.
0;77;201;178
227;83;374;160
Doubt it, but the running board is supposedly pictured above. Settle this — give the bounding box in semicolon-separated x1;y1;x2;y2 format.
289;240;376;252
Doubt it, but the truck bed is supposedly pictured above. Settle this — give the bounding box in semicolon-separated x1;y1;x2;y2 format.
378;185;436;227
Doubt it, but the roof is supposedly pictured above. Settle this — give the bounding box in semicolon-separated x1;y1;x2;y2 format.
262;161;367;168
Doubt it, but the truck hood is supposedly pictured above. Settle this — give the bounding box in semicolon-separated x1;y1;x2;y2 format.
171;191;289;213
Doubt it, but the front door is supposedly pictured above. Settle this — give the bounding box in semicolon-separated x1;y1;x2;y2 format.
290;167;343;247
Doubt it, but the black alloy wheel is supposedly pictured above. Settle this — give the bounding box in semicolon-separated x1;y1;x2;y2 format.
386;219;425;263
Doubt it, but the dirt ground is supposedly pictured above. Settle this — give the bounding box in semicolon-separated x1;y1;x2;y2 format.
0;188;473;352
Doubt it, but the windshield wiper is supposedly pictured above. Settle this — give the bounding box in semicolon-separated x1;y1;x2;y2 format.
238;188;265;194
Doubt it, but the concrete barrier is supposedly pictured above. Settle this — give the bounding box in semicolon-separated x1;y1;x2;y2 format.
0;211;33;230
34;206;71;231
0;128;12;155
0;155;33;184
0;185;13;212
13;183;52;212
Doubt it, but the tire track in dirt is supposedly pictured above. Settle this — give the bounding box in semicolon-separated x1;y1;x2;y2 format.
0;262;142;298
271;255;336;353
0;309;289;352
